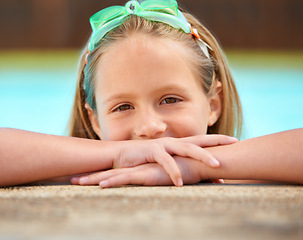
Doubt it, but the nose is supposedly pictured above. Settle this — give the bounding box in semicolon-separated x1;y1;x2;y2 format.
133;109;167;139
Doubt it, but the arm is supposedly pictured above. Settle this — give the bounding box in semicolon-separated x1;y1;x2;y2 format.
73;129;303;187
204;128;303;184
0;128;113;187
0;128;236;187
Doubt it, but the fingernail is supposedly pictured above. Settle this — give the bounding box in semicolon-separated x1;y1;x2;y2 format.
99;180;108;188
210;158;220;167
71;177;80;183
177;178;183;187
79;177;89;185
231;137;238;142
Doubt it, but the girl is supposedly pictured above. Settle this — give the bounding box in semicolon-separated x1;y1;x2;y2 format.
0;0;302;187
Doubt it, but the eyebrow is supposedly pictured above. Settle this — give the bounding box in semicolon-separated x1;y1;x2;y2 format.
102;83;190;105
102;93;136;105
154;84;189;94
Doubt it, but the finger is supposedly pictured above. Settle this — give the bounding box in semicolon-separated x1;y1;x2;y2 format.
167;141;220;168
99;164;172;188
180;134;238;147
76;168;135;185
152;148;183;187
71;176;80;185
181;134;238;146
70;173;94;185
99;172;146;188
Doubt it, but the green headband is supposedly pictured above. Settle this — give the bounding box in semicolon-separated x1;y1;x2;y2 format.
87;0;211;58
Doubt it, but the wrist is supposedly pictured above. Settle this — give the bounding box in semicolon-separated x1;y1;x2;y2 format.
95;140;120;169
174;156;210;183
74;138;117;171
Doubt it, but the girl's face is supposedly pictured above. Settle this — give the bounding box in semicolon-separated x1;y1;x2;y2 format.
87;34;222;141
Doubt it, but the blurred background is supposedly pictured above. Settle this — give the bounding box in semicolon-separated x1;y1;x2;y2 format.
0;0;302;138
1;0;302;49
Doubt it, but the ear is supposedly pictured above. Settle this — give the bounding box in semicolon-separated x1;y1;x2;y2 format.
208;81;223;127
85;103;103;139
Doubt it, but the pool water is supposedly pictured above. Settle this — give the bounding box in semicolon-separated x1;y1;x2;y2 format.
0;50;302;139
0;51;78;136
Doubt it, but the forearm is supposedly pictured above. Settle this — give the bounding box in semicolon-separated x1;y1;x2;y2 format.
0;128;114;186
204;129;303;184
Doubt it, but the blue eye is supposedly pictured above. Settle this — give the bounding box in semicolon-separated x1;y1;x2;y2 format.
160;97;182;105
113;104;134;112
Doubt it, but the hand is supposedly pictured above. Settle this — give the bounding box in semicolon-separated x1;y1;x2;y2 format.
71;156;222;188
72;135;236;186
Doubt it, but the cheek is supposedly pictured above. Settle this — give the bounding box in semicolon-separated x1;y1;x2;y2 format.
170;88;210;137
169;113;208;137
98;115;132;141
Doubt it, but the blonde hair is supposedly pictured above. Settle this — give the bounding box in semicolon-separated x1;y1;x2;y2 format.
69;11;242;139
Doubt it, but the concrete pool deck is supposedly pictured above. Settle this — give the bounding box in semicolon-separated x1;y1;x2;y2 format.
0;184;302;240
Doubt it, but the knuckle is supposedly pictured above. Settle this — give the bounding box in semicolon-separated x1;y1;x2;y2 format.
183;142;198;151
161;136;174;143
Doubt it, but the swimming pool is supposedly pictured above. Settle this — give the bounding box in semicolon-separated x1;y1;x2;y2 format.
0;50;302;139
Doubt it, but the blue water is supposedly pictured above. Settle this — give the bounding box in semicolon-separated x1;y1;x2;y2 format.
0;69;77;135
0;54;302;139
232;68;303;138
